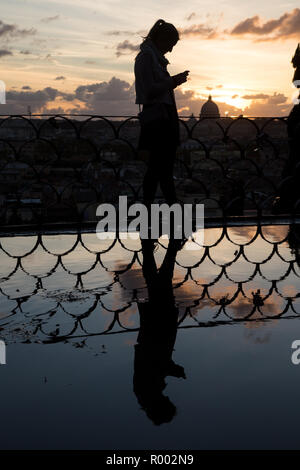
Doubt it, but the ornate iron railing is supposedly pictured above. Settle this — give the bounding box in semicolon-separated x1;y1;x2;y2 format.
1;223;300;346
0;113;295;228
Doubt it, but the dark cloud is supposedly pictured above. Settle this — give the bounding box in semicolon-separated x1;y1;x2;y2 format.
0;20;14;37
244;101;291;116
178;24;218;39
268;92;287;104
22;86;32;90
44;53;57;63
1;87;61;114
116;40;140;57
242;93;287;104
0;77;136;115
243;92;290;116
20;50;31;55
1;78;291;117
106;29;145;36
0;19;36;39
0;49;12;57
75;77;135;102
58;91;75;102
54;76;66;80
68;77;136;114
242;93;270;99
230;8;300;40
186;13;196;21
43;87;60;100
40;15;60;23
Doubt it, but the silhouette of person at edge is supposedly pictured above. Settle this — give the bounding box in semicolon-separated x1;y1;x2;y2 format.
134;19;189;208
133;237;187;425
272;44;300;213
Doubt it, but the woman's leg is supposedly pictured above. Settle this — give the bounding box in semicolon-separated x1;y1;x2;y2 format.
158;144;177;205
143;160;159;207
140;121;158;207
143;145;176;206
158;117;178;205
142;118;178;206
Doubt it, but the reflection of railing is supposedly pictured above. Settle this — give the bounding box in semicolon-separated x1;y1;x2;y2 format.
0;114;293;227
1;223;300;344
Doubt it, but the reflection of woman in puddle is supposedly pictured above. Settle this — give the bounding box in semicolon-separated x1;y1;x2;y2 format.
133;238;186;425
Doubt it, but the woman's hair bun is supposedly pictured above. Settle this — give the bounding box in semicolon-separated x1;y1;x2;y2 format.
146;19;179;43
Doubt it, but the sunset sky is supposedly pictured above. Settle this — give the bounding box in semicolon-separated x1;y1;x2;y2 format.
1;0;299;116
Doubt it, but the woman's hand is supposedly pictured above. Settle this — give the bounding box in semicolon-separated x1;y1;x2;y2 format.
171;70;190;88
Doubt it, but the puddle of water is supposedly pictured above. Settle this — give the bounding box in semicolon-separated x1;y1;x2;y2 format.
1;225;300;449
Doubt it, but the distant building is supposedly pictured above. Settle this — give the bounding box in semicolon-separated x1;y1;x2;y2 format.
200;95;220;118
187;113;197;125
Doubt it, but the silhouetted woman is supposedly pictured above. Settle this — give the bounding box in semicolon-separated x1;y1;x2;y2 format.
134;19;189;207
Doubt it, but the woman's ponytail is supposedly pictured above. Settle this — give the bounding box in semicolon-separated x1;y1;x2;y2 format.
140;19;179;45
147;19;166;41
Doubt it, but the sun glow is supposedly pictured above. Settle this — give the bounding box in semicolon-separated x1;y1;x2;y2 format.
220;95;247;110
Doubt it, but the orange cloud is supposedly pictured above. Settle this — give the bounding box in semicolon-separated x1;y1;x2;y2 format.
116;40;140;58
230;8;300;41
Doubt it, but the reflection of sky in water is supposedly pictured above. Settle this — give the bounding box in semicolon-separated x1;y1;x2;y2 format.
1;225;300;337
1;225;300;449
0;225;300;339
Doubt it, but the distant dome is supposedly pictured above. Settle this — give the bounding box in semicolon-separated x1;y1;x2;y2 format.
200;95;220;118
